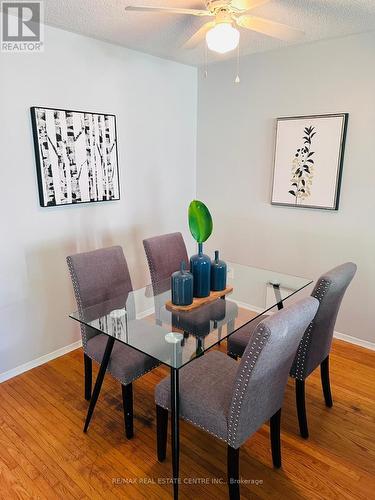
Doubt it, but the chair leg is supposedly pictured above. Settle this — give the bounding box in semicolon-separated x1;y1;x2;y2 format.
84;353;92;401
227;348;238;360
320;356;333;408
156;404;168;462
122;384;134;439
270;408;281;468
295;379;309;439
227;445;240;500
218;325;222;345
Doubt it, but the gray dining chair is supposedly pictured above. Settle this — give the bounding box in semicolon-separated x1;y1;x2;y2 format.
143;232;189;296
143;232;238;338
67;246;159;438
155;296;319;499
227;262;357;439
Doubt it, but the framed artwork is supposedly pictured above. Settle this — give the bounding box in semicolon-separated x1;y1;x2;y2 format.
271;113;348;210
30;106;120;207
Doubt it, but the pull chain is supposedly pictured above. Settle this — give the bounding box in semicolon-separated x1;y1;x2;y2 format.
235;42;240;83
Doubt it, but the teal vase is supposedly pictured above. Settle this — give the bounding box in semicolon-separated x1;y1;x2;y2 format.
171;261;193;306
211;250;227;291
190;243;211;298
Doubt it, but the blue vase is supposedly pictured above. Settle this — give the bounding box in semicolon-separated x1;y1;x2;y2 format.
190;243;211;298
171;261;193;306
211;250;227;291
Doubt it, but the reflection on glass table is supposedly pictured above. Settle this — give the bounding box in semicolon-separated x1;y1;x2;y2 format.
71;262;311;369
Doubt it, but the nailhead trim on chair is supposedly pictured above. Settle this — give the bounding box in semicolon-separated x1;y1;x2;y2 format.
290;278;331;381
67;256;89;351
143;243;160;295
157;402;229;444
143;242;167;326
90;352;159;385
227;326;271;447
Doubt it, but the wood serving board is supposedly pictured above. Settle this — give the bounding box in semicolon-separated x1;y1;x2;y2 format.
165;286;233;312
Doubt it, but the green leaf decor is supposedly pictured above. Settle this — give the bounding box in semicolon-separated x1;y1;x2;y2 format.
188;200;213;244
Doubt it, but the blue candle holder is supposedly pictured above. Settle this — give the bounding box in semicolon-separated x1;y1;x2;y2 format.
211;250;227;291
171;261;193;306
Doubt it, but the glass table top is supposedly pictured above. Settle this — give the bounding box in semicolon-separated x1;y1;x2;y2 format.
69;261;312;369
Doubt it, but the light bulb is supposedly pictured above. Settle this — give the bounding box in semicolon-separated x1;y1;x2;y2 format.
206;23;240;54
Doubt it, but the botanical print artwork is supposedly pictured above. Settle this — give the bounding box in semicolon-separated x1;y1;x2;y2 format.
31;107;120;207
271;114;348;210
289;126;316;204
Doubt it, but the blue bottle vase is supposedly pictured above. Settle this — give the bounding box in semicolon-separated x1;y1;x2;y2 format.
211;250;227;291
190;243;211;298
171;261;193;306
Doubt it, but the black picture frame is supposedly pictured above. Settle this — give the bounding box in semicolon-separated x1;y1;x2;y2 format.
31;106;120;207
271;113;348;210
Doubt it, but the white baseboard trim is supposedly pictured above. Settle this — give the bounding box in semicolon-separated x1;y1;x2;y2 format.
1;305;374;384
232;300;271;315
0;339;82;384
232;299;375;350
0;307;155;384
333;331;375;351
0;308;155;384
137;307;155;320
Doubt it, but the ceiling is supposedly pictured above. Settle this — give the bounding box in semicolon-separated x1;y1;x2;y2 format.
42;0;375;65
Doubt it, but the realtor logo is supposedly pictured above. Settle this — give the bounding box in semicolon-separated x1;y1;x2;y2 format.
1;1;44;52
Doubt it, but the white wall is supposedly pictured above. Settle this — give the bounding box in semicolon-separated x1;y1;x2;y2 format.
197;32;375;345
1;26;373;380
0;25;197;376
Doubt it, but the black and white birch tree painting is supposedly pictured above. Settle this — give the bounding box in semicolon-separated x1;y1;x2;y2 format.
31;107;120;207
271;114;348;210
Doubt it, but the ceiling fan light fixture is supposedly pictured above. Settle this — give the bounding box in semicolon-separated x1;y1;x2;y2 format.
205;22;240;54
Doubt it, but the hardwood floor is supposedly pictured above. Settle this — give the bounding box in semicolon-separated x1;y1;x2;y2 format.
0;338;374;499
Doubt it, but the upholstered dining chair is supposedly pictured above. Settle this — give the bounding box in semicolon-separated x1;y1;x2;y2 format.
155;297;319;500
143;232;238;338
67;246;159;438
227;262;357;439
143;232;189;296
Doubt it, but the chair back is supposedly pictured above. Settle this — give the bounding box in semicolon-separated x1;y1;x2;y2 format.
143;232;189;295
290;262;357;380
227;296;319;449
67;246;133;348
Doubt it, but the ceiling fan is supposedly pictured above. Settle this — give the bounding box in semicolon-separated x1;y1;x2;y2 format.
125;0;304;54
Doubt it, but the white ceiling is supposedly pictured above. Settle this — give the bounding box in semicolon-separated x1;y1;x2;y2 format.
42;0;375;66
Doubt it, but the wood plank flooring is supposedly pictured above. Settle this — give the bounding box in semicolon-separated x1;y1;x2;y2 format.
0;338;374;499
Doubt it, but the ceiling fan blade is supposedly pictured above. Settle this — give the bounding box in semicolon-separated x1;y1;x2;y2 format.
236;15;304;41
231;0;270;12
183;21;215;49
125;5;211;16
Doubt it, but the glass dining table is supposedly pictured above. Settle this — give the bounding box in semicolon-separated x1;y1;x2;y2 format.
70;261;312;499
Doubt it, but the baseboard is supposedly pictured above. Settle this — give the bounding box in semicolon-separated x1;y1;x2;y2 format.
1;307;373;384
232;299;375;351
0;339;82;384
232;300;270;315
333;331;375;351
0;308;155;384
137;307;154;320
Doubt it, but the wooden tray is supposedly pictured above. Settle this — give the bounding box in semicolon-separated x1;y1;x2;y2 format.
166;286;233;312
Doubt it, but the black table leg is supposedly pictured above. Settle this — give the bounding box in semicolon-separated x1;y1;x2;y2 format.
171;367;180;500
272;283;284;310
218;326;223;343
83;336;115;433
84;353;92;401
